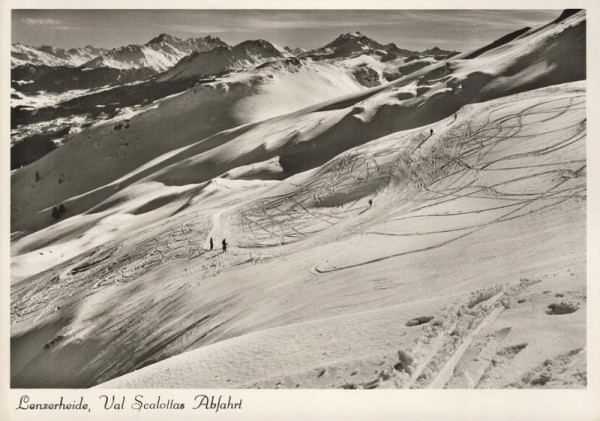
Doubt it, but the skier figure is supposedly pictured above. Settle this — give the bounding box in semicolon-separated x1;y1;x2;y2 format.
209;237;214;251
222;239;227;253
430;128;434;136
368;199;373;207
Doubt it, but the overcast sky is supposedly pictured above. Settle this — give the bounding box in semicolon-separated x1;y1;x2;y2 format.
12;9;560;52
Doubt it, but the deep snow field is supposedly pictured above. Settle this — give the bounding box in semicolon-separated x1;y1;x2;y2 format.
10;10;587;389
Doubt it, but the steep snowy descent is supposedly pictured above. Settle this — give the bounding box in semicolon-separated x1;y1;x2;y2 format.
9;10;586;237
9;10;587;390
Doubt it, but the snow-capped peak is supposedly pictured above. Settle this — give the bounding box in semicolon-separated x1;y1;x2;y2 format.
158;39;285;81
80;34;228;72
147;33;179;45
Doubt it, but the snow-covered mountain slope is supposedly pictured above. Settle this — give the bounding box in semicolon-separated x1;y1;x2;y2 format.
11;81;586;388
11;43;108;68
232;58;370;123
10;56;373;235
80;34;227;72
10;10;587;390
382;57;438;81
10;9;585;239
158;39;286;81
10;55;373;170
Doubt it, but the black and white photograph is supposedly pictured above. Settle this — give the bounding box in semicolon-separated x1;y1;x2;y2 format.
3;1;599;419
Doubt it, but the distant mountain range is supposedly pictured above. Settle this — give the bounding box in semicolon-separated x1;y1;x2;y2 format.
80;34;228;72
10;31;462;103
12;31;458;75
11;43;109;67
301;31;458;61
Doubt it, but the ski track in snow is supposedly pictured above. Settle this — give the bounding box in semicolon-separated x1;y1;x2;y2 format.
9;12;587;389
